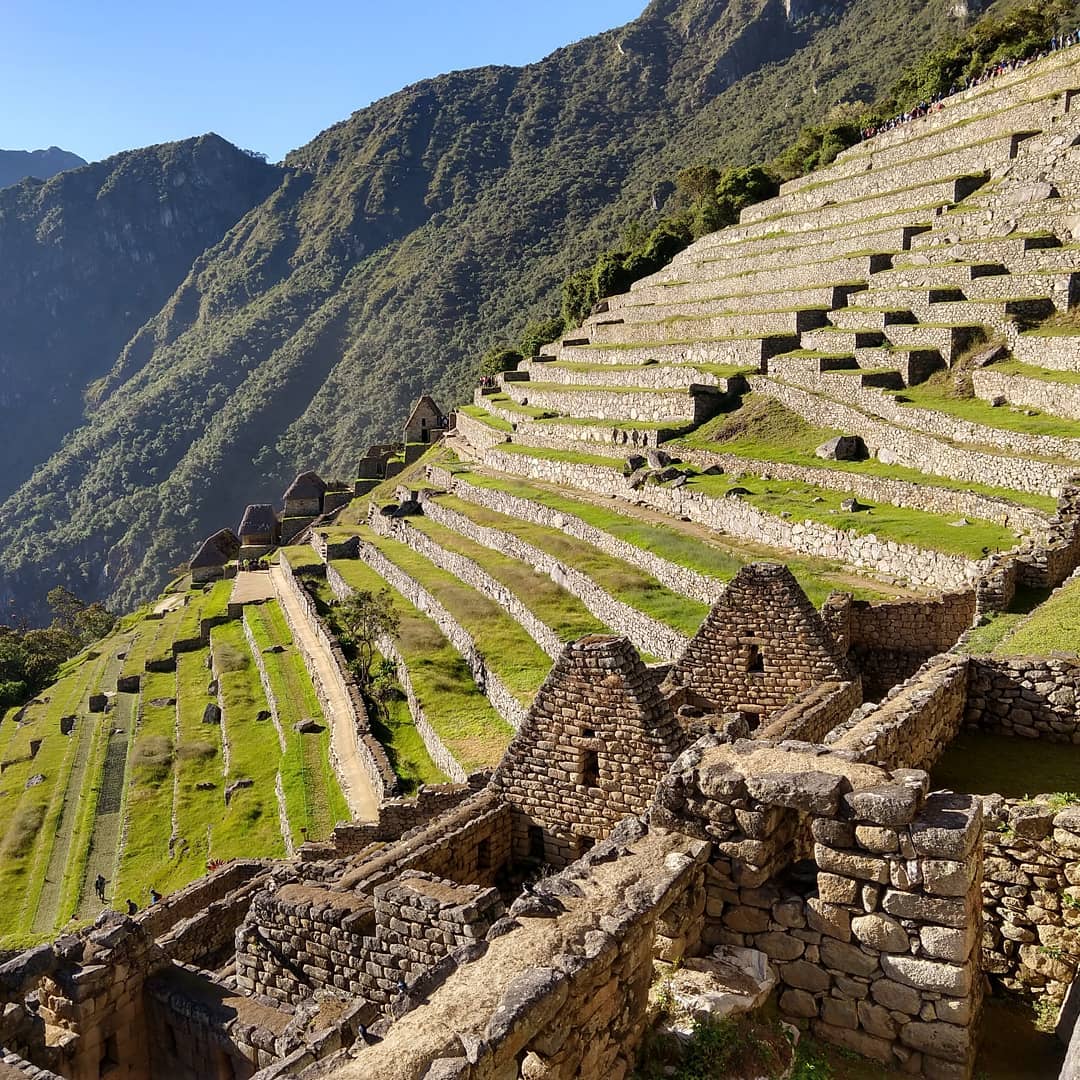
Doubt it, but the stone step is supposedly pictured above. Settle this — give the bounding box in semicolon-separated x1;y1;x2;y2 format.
782;93;1064;195
731;174;990;240
764;352;858;379
829;47;1080;160
592;284;862;325
500;381;723;424
624;256;888;306
852;347;945;385
881;323;983;363
800;326;886;352
540;335;796;368
585;307;829;346
1012;331;1080;372
753;132;1032;225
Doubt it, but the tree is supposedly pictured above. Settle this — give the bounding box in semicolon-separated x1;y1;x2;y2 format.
336;590;400;689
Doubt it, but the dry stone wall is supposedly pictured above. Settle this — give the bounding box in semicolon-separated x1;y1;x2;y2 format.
758;680;864;744
826;654;969;771
275;556;399;799
979;797;1080;1008
427;463;722;605
973;368;1080;422
965;655;1080;742
480;447;986;591
753;376;1076;496
345;539;531;730
453;410;509;451
418;492;691;660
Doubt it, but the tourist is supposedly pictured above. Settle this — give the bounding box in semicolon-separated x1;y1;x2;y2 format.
94;874;106;902
149;887;162;904
126;899;138;915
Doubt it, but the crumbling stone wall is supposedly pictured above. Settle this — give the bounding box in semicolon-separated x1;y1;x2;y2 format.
237;872;504;1008
492;635;684;865
665;563;850;724
979;798;1080;1008
654;738;984;1079
826;654;969;771
966;655;1080;742
758;679;864;744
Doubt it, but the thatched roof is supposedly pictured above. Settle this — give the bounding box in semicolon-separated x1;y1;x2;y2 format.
189;528;240;569
238;504;278;538
283;470;326;501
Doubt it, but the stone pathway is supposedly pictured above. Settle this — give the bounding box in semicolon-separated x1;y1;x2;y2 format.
230;569;277;606
268;563;379;822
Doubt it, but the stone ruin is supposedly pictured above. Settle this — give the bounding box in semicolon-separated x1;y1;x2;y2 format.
5;560;1080;1079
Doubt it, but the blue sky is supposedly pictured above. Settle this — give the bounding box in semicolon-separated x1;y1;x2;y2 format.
2;1;646;164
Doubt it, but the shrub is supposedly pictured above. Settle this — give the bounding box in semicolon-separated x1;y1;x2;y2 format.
1;803;46;859
131;734;173;782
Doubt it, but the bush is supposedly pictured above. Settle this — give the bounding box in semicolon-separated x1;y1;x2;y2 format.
131;734;173;782
176;740;216;761
214;642;250;673
479;344;523;378
1;803;46;859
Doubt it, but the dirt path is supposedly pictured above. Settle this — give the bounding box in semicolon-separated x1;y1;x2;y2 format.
269;564;379;822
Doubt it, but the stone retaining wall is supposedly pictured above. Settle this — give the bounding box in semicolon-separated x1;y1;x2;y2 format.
369;509;564;660
453;410;509;451
826;654;970;771
758;680;864;744
480;447;987;591
427;463;722;605
275;555;399;800
418;492;691;661
979;798;1080;1008
343;540;531;731
510;420;665;451
502;382;700;423
753;376;1075;496
974;368;1080;421
965;655;1080;742
324;562;469;781
1014;333;1080;371
681;448;1048;533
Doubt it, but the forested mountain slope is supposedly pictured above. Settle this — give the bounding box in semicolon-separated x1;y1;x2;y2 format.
0;147;86;189
0;135;281;500
0;0;978;619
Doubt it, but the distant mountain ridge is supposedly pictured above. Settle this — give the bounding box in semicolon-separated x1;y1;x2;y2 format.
0;146;86;189
0;0;983;621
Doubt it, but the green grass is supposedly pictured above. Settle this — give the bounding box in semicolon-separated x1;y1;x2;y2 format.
890;371;1080;446
994;575;1080;656
429;494;709;637
459;404;514;431
176;578;234;642
331;557;515;772
686;471;1016;558
449;461;898;604
493;443;624;468
280;545;326;573
674;396;1056;513
362;530;551;704
246;602;349;840
486;392;555;418
0;645;113;946
989;359;1080;386
209;622;287;860
113;671;177;905
407;515;608;643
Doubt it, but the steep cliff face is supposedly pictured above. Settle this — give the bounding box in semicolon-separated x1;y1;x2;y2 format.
0;135;282;499
0;0;975;620
0;146;85;189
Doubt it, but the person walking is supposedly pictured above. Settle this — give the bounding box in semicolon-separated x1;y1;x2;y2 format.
94;874;106;902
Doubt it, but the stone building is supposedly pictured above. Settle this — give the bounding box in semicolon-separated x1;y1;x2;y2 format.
402;395;446;445
237;504;279;553
664;562;850;728
188;528;239;583
281;471;327;518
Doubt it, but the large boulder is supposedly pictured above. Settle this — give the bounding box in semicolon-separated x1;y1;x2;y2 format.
816;435;868;461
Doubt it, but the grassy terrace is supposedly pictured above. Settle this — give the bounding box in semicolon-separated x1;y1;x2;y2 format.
0;644;113;946
113;671;178;904
406;515;609;643
167;649;225;891
991;575;1080;656
485;392;554;418
493;443;623;468
460;404;513;431
674;397;1057;513
448;463;900;605
359;529;552;707
174;578;233;642
686;471;1015;558
330;557;514;773
989;359;1080;386
245;601;349;841
210;621;286;860
888;372;1080;446
428;493;709;637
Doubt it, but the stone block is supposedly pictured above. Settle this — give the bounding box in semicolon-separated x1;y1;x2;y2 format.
807;900;851;942
820;939;879;978
919;925;975;963
879;955;971;996
781;960;832;993
815;845;889;884
844;784;920;827
900;1020;972;1064
779;988;818;1018
870;977;921;1015
881;890;968;929
817;873;859;905
851;913;909;954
